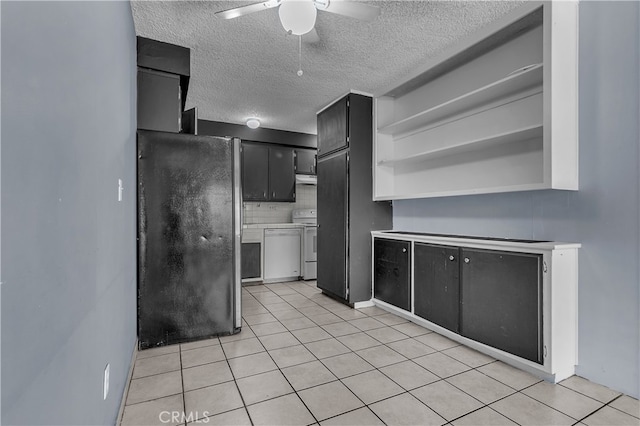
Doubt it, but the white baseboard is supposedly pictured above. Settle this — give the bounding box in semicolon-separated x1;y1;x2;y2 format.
116;338;138;425
353;300;374;309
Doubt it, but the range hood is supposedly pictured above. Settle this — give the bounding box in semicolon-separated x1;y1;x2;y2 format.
295;174;317;185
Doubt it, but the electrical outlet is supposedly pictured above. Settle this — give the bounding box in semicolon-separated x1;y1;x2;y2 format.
118;179;123;202
103;363;110;400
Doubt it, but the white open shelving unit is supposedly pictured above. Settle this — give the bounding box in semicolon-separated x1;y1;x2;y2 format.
373;1;578;200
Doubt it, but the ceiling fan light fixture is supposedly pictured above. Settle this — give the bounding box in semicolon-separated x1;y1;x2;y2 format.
279;0;317;35
246;118;261;129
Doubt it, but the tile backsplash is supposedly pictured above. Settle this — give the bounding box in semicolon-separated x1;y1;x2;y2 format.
243;184;317;224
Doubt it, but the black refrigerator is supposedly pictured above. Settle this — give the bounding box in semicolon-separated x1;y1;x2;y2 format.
137;130;242;349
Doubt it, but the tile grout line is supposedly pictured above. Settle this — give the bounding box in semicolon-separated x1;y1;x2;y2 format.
248;285;397;423
178;344;186;426
242;312;323;425
257;284;442;424
217;335;256;426
133;282;636;425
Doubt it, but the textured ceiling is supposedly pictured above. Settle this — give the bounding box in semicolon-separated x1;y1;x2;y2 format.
131;1;524;134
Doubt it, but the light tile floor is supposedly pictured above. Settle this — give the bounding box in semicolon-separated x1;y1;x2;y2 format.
120;281;640;426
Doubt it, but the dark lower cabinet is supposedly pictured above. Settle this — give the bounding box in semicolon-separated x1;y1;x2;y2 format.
374;239;411;311
414;243;460;332
317;151;348;299
241;242;261;279
460;248;543;364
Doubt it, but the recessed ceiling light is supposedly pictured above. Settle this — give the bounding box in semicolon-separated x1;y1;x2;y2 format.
246;118;260;129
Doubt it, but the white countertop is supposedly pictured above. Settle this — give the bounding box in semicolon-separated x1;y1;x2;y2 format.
243;223;305;229
372;230;581;250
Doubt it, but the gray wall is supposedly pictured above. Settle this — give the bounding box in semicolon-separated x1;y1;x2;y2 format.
1;1;137;424
393;1;639;398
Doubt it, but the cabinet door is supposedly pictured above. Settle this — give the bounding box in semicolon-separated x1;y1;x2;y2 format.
460;248;543;364
241;242;261;279
414;243;459;332
269;146;296;202
373;238;411;310
137;68;181;133
317;97;348;157
317;152;348;299
241;143;269;201
295;149;317;175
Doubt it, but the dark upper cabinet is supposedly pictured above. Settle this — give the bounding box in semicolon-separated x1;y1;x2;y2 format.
242;143;269;201
136;37;190;133
373;238;411;311
137;68;181;133
460;248;543;364
241;142;295;202
317;96;348;157
295;149;317;175
269;146;296;202
414;243;460;333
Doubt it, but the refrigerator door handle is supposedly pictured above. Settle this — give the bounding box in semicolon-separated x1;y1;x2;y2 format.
233;137;243;330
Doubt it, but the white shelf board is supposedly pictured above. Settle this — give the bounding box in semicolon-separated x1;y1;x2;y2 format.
378;124;543;166
375;181;549;201
378;64;543;136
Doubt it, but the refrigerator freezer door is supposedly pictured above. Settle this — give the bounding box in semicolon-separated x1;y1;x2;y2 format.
137;130;239;348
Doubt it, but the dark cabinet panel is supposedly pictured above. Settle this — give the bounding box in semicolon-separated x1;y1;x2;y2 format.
242;143;269;201
317;97;348;157
460;248;543;364
317;151;348;299
241;142;295;202
241;242;261;279
181;107;198;135
374;238;411;311
269;146;296;202
137;68;181;133
414;243;460;332
295;148;317;175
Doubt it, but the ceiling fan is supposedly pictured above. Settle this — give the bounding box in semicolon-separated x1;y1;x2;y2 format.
215;0;380;37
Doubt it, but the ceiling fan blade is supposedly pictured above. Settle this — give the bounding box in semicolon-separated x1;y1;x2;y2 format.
215;0;280;20
305;27;320;43
319;0;380;21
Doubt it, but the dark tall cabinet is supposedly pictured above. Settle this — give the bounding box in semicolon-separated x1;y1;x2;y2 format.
317;93;392;304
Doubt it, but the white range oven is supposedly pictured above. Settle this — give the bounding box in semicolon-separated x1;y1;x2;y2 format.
292;209;317;280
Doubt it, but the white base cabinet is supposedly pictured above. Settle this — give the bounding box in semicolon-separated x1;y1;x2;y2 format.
371;231;580;383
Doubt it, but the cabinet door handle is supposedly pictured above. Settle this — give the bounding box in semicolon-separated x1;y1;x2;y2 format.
272;191;276;198
464;257;470;264
263;191;266;198
449;255;455;261
402;248;407;253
